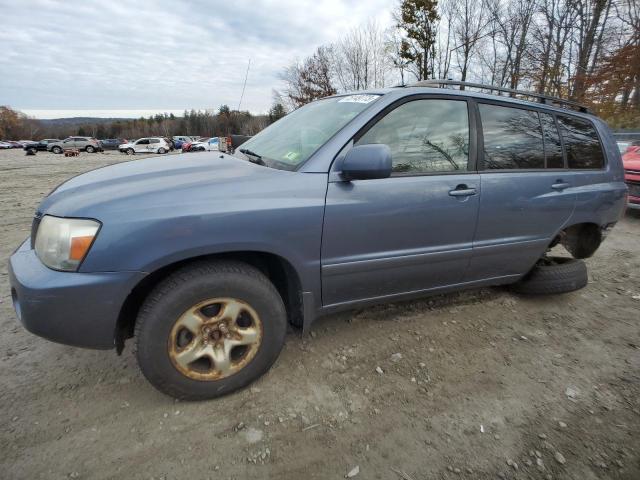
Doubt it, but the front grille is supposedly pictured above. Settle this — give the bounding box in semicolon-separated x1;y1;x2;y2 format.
625;169;640;175
30;212;42;249
627;181;640;198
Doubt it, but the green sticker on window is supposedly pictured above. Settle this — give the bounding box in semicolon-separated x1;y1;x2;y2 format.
284;151;300;162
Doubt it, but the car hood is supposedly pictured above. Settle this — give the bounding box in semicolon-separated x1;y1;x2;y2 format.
39;152;298;218
622;151;640;170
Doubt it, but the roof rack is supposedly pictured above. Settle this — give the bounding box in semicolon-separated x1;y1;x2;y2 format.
411;79;590;114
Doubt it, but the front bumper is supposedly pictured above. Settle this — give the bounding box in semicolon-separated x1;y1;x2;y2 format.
8;239;146;349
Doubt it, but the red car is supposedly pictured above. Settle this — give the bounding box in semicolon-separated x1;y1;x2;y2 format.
622;142;640;210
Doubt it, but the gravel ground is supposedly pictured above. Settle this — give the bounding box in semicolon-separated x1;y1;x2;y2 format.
0;147;639;480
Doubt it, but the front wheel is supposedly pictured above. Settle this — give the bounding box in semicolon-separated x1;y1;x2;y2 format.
51;146;62;154
125;148;135;155
135;261;287;400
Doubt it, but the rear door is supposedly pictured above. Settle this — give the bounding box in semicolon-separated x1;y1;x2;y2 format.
321;96;481;306
465;102;576;281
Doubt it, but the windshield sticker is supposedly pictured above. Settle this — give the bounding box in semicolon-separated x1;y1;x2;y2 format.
338;94;379;104
283;151;301;162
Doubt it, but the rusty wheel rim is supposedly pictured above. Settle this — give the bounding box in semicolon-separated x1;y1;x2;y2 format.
168;298;263;381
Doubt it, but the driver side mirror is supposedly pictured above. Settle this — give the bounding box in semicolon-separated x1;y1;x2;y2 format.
341;144;392;181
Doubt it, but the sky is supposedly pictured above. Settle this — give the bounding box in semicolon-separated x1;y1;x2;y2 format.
0;0;393;118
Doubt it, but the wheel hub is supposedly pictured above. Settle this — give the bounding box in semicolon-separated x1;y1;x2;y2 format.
168;298;263;381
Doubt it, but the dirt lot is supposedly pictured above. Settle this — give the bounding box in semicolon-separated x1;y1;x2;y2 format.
0;147;638;480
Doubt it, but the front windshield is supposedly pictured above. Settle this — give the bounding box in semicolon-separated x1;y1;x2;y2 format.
237;94;380;170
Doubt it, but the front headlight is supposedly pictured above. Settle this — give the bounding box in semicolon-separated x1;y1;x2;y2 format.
34;215;101;271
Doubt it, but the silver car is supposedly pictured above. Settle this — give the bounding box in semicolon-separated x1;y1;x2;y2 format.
48;137;102;154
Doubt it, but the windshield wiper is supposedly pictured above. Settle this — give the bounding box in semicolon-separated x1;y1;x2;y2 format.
239;148;266;165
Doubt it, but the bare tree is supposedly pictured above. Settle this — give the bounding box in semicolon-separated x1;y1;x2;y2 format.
332;21;391;91
449;0;490;82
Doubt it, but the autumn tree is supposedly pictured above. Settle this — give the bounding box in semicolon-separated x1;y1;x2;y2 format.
395;0;440;80
279;46;337;108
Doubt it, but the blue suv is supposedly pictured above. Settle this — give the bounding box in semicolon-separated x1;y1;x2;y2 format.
8;81;627;399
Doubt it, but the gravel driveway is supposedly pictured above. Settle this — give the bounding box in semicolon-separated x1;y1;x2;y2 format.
1;148;638;479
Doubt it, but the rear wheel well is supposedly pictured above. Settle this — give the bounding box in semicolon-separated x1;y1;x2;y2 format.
115;252;303;353
551;223;602;259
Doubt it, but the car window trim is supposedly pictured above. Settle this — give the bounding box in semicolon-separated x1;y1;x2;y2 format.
346;93;477;178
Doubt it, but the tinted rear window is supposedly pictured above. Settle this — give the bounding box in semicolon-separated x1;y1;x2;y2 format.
539;113;564;168
479;104;544;169
557;115;604;169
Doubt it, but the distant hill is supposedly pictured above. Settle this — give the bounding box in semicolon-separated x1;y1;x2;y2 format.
38;117;128;127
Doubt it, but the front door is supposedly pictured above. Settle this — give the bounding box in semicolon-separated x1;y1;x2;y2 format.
321;97;481;306
134;139;150;153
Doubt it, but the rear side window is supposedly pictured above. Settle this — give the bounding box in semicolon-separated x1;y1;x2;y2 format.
539;113;564;168
557;115;604;169
356;99;470;174
479;104;545;169
150;139;160;144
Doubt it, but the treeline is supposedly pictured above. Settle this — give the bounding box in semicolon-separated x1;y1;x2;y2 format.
0;104;288;141
277;0;640;128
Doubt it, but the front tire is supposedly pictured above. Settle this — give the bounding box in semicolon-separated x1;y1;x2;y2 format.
126;148;135;155
135;260;287;400
52;146;62;154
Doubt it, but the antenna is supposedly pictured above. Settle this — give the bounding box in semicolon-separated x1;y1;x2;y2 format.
237;58;251;111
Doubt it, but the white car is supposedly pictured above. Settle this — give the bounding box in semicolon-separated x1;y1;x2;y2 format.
119;137;170;155
173;135;195;143
190;137;220;152
0;141;13;149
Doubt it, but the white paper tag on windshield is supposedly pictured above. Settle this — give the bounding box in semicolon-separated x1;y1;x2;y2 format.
338;94;379;104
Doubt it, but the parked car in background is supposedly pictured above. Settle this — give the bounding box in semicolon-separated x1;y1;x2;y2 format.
190;137;220;151
181;141;193;152
173;135;195;144
617;141;630;153
622;141;640;210
119;137;170;155
22;139;61;152
5;140;26;148
8;82;627;400
163;138;176;151
99;139;126;150
0;141;12;149
48;137;103;154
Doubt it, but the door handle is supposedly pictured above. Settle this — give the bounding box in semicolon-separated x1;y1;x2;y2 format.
551;181;570;191
448;185;477;197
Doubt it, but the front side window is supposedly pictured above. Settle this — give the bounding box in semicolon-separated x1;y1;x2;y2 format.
480;103;544;169
236;94;380;170
356;99;469;174
557;115;604;169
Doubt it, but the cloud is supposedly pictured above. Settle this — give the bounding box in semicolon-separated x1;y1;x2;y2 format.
0;0;393;115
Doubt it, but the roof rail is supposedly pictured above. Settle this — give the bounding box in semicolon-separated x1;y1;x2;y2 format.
411;79;590;114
